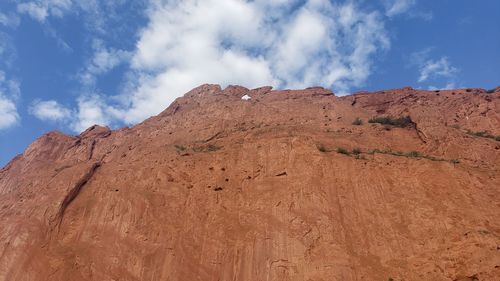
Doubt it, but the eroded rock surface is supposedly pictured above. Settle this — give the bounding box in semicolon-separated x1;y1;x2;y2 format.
1;85;499;281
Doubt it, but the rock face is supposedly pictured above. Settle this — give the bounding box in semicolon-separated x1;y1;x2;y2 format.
1;85;499;281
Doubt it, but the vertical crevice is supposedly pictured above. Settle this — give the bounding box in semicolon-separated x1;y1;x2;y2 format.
88;139;96;160
53;162;101;230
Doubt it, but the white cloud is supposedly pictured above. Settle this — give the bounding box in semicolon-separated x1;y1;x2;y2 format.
0;71;20;130
17;2;48;22
70;94;125;132
383;0;432;20
384;0;416;17
17;0;72;22
0;31;20;131
115;0;389;124
409;49;459;88
79;40;131;86
0;94;20;130
0;98;19;130
28;95;120;132
29;100;71;122
19;0;391;132
418;57;458;82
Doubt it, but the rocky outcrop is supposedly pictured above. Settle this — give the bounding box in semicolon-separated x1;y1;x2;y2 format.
0;85;499;281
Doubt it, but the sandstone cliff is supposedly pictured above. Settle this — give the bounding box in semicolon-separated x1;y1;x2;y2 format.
1;85;499;281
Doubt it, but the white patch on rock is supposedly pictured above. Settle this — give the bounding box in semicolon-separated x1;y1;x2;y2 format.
241;95;252;101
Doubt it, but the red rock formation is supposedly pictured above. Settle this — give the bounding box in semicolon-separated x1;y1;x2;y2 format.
0;85;499;281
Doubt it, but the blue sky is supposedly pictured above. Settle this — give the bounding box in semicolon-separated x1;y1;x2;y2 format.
0;0;499;166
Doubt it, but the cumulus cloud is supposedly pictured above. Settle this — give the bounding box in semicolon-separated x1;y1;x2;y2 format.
28;95;121;131
70;94;123;132
79;40;131;86
0;98;19;130
0;71;20;130
29;100;71;122
17;0;391;132
115;0;389;124
418;57;458;82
